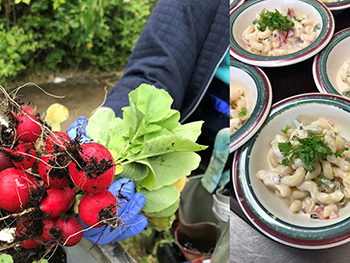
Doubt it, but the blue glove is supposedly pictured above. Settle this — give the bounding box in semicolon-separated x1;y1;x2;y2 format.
80;178;148;245
67;116;91;144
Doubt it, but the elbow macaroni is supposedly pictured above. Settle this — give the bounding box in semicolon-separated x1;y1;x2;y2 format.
230;83;251;135
257;118;350;220
336;61;350;98
242;8;320;56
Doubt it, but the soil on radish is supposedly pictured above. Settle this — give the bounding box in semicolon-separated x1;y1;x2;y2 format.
1;243;67;263
44;154;74;188
71;147;114;179
97;204;118;226
26;188;48;219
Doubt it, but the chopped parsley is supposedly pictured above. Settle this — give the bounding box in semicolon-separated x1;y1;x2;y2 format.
316;174;324;187
313;24;321;32
278;134;346;172
253;8;295;32
293;16;302;23
281;125;290;134
238;107;247;117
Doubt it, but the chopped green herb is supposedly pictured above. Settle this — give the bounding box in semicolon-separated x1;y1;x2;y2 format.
316;174;324;187
238;107;247;117
278;134;346;172
339;197;346;204
281;125;290;134
253;8;295;32
293;16;302;23
313;24;321;32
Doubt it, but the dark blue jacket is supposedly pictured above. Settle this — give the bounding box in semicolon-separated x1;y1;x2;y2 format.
104;0;229;123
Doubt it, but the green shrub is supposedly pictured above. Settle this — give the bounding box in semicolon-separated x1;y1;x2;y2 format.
0;0;158;85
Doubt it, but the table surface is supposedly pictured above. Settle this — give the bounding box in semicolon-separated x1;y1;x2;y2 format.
230;7;350;263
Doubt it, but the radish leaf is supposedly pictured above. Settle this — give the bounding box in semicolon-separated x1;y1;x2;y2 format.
146;152;201;190
85;84;206;232
86;107;115;145
128;83;173;123
139;185;179;213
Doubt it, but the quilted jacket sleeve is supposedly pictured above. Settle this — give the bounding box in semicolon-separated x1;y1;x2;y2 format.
103;0;228;120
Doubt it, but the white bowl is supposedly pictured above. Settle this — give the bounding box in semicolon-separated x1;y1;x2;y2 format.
233;93;350;249
321;0;350;12
230;0;245;13
313;27;350;99
230;0;335;67
230;59;272;153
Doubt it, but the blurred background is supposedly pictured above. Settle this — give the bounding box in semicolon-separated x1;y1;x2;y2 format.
1;0;159;132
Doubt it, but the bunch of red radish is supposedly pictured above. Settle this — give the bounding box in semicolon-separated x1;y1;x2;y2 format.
0;104;119;251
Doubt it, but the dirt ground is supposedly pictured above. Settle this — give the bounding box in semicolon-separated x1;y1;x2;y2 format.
5;70;122;132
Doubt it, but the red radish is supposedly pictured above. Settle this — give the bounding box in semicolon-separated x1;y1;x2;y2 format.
45;131;71;152
21;105;35;115
78;189;117;228
327;119;335;126
38;155;71;188
12;109;42;142
69;143;115;193
279;31;287;44
15;218;41;249
287;29;294;38
41;218;56;241
56;216;83;247
20;237;40;249
288;8;295;16
39;186;76;219
313;206;325;220
1;142;37;169
0;152;14;171
0;168;39;212
329;211;339;219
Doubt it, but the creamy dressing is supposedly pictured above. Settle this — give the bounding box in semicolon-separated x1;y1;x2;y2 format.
230;80;252;135
242;9;320;56
336;60;350;98
233;81;253;115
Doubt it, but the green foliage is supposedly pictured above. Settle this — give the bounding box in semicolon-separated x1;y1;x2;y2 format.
0;0;157;85
86;84;207;232
0;254;13;263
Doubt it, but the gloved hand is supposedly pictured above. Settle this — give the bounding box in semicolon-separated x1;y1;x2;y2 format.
78;178;148;245
67;116;91;144
68;117;148;243
80;178;148;245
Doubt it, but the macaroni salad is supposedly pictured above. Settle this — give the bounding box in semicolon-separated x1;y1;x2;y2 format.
336;60;350;98
257;118;350;220
230;84;250;135
242;8;320;56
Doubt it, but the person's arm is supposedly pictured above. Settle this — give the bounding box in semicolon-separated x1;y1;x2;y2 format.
103;0;227;119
